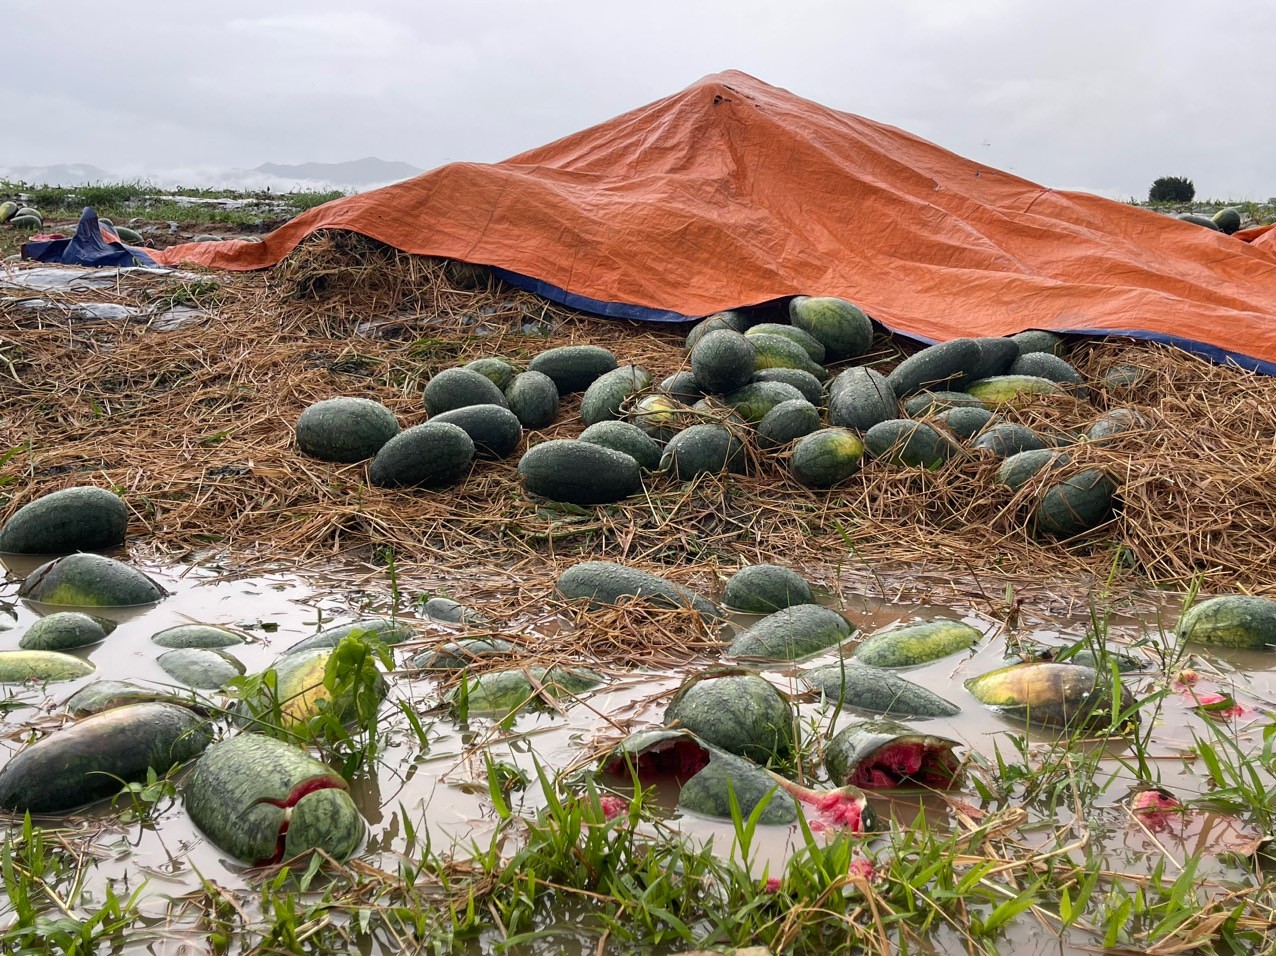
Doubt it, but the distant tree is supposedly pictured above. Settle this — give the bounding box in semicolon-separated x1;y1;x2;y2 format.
1148;176;1196;203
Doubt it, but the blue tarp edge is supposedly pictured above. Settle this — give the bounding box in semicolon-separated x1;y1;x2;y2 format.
496;266;1276;374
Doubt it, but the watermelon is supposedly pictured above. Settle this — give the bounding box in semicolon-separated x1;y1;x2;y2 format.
757;398;822;450
237;645;387;730
971;422;1047;458
828;366;898;432
853;620;981;668
727;604;854;661
1008;352;1085;390
158;648;245;690
966;375;1064;404
824;718;962;790
420;596;490;626
964;662;1137;732
685;311;750;350
659;370;705;403
788;297;873;361
789;428;865;487
151;624;246;649
1010;330;1066;357
0;702;212;813
1086;408;1150;444
745;323;826;363
722;564;815;613
803;661;960;718
1175;595;1276;649
295;397;400;463
887;339;981;398
504;370;560;429
518;439;642;505
969;337;1021;379
0;486;129;555
745;333;828;380
864;420;956;468
64;680;203;717
933;406;995;440
556;561;723;621
752;368;824;406
664;670;795;765
996;449;1070;491
1177;212;1220;230
451;666;601;716
429;404;523;459
0;650;95;683
184;734;364;864
691;329;756;394
628;393;687;442
579;420;663;471
18;612;107;651
408;638;514;671
368;421;474;488
659;424;746;478
903;391;986;418
719;381;805;424
579;365;653;425
464;357;516;391
283;617;416;656
1032;469;1117;539
19;553;167;607
528;345;618;393
422;367;508;415
1212;207;1243;235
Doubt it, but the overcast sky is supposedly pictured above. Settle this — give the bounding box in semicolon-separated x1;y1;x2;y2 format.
5;0;1274;200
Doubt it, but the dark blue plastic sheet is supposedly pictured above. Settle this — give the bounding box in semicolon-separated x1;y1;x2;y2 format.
21;207;157;268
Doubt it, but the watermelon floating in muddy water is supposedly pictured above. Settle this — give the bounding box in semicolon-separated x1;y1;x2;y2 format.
824;718;963;790
0;486;129;555
964;662;1138;732
853;619;981;668
408;638;514;671
18;611;107;651
64;680;205;717
420;596;490;627
664;670;794;765
158;648;245;690
283;617;416;656
151;624;246;649
184;733;364;865
450;666;601;716
236;643;388;730
803;661;960;718
726;604;854;662
601;728;875;831
0;702;212;813
0;649;95;683
19;553;166;608
1175;595;1276;649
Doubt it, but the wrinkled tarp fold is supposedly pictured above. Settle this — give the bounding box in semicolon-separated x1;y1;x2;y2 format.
23;208;157;268
151;71;1276;370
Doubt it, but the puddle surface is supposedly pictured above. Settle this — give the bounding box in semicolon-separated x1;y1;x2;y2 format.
0;553;1272;953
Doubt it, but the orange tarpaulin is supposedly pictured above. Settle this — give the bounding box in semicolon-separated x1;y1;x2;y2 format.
152;71;1276;370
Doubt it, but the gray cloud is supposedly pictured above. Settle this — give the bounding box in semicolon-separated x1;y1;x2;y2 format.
4;0;1273;199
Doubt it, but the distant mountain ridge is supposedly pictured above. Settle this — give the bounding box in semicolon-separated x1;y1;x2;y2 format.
254;157;423;186
0;158;424;191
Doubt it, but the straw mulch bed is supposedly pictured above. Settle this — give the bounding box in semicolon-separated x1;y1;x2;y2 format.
2;231;1274;623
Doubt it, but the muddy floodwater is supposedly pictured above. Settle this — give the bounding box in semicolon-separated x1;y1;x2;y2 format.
1;552;1273;954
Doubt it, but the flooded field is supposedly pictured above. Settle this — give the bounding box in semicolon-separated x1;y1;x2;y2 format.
2;547;1274;955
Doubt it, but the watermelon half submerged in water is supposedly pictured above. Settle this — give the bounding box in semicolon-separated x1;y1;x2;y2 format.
824;718;962;790
600;728;874;832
